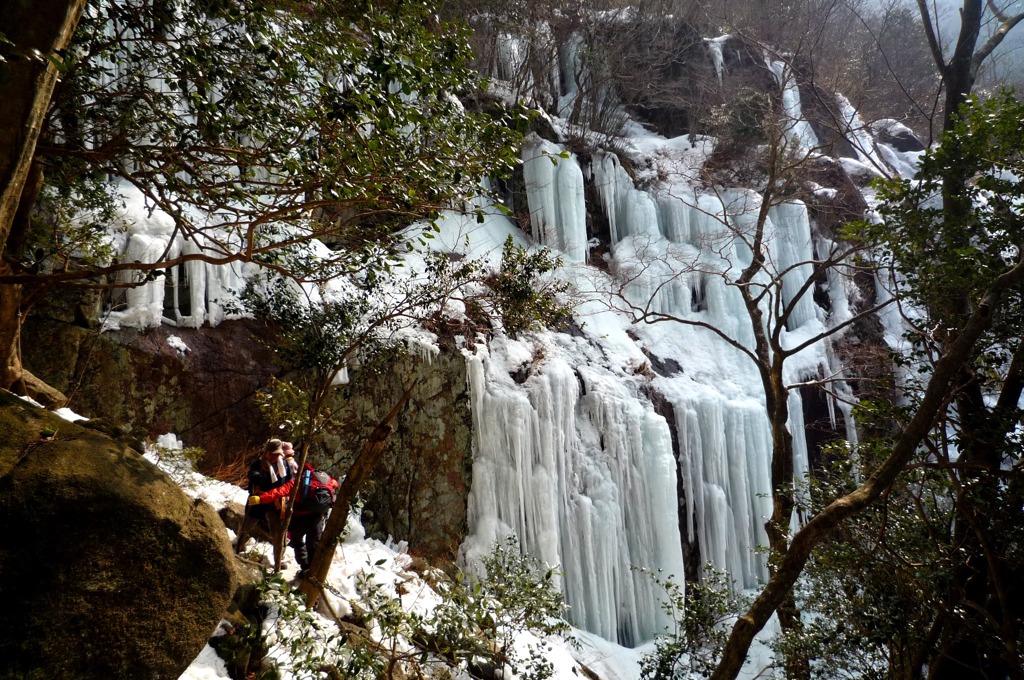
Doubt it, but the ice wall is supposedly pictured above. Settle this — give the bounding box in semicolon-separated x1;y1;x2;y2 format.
592;148;821;579
104;183;250;330
464;335;683;647
465;134;832;645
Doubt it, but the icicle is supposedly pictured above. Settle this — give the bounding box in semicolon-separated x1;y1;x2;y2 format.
835;93;886;169
557;32;586;120
521;138;588;262
329;366;349;386
768;61;819;149
706;36;729;86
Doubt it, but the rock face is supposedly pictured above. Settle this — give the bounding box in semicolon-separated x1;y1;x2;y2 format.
21;316;279;467
324;349;475;563
0;391;239;679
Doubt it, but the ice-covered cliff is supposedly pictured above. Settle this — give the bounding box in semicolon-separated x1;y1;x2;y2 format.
92;16;926;651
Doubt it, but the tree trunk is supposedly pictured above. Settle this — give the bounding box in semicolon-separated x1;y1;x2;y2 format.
925;5;1023;675
0;0;86;390
300;387;414;608
711;258;1024;680
928;365;1023;680
0;263;25;393
728;166;812;679
761;356;810;680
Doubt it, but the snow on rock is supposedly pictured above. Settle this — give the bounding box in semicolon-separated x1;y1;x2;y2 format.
167;335;190;354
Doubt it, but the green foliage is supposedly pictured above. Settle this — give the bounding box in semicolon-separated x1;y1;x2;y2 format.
240;267;407;459
639;565;746;679
487;235;573;338
774;443;949;679
242;278;377;378
253;376;319;444
864;88;1024;483
361;535;570;679
244;238;574;468
240;538;570;679
794;92;1024;677
869;89;1024;339
30;0;519;282
251;572;341;679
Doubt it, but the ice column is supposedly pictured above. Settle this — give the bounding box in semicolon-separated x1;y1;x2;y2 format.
769;61;819;149
592;151;661;244
464;339;685;647
590;173;825;586
522;138;589;263
106;185;246;329
670;384;772;588
706;36;729;86
767;201;820;330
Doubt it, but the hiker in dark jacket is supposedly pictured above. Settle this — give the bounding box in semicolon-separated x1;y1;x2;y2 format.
246;438;292;510
235;439;293;568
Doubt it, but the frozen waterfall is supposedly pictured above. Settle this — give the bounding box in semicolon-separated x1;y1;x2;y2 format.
463;337;683;646
463;134;829;646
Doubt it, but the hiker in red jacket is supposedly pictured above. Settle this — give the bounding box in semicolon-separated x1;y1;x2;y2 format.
248;456;336;575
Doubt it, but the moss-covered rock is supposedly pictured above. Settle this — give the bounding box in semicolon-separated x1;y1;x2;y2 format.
0;391;239;679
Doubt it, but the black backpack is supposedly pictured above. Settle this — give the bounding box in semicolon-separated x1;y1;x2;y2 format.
296;464;336;514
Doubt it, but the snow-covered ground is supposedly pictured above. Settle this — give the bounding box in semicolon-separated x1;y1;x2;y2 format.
133;431;775;680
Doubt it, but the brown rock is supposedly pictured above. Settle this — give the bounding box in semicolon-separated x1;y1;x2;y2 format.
20;317;279;468
0;391;240;679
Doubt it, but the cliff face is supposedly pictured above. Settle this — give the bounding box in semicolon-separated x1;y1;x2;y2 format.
23;312;476;561
23;315;279;463
16;9;930;649
324;348;476;562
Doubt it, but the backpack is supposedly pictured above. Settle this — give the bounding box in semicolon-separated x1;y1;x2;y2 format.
296;464;336;514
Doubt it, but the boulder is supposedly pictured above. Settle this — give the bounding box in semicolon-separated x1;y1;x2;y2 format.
0;391;240;679
871;118;926;152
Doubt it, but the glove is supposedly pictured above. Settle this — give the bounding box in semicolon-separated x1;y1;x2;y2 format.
247;495;262;506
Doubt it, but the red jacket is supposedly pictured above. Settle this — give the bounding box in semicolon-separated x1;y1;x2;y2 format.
257;478;296;506
258;463;339;513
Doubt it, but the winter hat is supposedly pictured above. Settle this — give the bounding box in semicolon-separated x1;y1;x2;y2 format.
263;439;287;482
